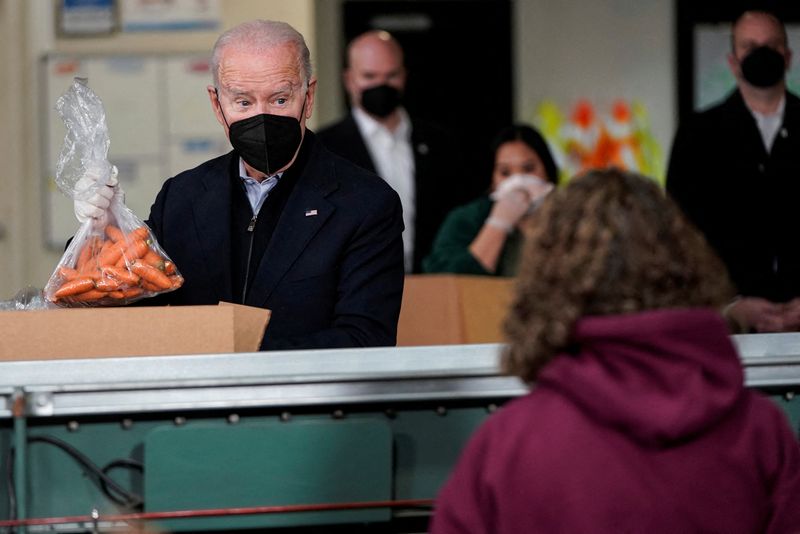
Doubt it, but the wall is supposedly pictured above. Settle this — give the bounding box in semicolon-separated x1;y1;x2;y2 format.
0;0;678;298
313;0;676;179
0;1;27;300
515;0;675;162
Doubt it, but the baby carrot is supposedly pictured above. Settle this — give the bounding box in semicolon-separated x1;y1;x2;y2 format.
128;226;150;242
140;280;162;292
82;269;103;280
109;288;143;299
123;240;149;260
68;289;106;302
54;277;94;298
95;277;122;292
97;242;125;267
101;266;140;286
58;266;79;281
75;237;97;272
98;238;113;255
142;249;164;269
105;225;125;243
131;260;173;290
163;261;176;275
121;287;143;298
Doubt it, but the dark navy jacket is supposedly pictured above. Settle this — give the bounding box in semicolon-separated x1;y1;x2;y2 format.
145;131;405;350
667;90;800;302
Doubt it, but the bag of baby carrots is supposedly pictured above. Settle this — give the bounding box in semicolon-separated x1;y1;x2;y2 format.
43;78;183;307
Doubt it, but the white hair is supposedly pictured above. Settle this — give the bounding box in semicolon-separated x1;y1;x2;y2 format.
211;20;312;88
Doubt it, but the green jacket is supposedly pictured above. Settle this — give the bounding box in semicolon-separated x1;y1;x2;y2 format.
422;196;523;276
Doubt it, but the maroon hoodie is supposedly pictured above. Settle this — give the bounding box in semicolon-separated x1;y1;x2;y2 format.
430;309;800;533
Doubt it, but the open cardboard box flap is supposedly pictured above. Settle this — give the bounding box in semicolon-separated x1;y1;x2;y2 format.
0;302;271;361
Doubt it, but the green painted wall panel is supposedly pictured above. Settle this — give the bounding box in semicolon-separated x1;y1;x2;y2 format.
144;419;393;531
392;407;489;499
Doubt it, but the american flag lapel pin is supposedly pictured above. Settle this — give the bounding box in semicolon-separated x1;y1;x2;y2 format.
305;209;318;217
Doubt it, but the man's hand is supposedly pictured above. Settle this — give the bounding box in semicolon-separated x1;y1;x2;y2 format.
74;164;120;225
725;297;785;333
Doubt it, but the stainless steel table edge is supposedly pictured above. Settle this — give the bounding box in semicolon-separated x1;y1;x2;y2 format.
1;337;798;418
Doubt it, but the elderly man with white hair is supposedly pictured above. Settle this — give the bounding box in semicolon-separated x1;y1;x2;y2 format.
74;20;405;351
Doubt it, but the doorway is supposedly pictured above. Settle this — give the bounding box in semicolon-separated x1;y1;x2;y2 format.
341;0;513;190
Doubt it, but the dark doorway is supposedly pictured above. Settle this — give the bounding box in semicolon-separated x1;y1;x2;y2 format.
342;0;513;190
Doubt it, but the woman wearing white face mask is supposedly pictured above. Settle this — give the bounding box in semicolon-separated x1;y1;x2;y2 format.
422;124;558;276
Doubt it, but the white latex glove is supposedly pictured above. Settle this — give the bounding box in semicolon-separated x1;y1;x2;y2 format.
74;163;120;225
491;173;554;214
486;189;530;233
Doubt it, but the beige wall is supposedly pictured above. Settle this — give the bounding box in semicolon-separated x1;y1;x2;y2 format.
313;0;676;167
515;0;675;165
0;0;678;298
0;1;27;298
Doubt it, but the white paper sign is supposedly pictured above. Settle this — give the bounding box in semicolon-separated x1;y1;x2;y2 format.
120;0;220;32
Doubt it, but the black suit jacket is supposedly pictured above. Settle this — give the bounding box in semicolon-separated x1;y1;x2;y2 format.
145;131;405;350
317;113;477;273
666;90;800;302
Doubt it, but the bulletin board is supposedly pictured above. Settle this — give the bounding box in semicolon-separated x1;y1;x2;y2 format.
41;53;230;248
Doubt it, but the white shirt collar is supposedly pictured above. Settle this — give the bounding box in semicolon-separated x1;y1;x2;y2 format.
352;106;411;141
744;95;786;153
238;158;282;215
745;94;786;121
238;158;283;183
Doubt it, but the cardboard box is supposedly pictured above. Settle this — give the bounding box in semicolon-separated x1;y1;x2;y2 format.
397;274;515;346
0;303;270;361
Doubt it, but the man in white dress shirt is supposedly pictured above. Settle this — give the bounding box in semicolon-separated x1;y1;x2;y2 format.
318;30;476;273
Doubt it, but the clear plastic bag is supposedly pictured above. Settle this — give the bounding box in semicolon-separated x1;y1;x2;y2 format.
43;78;183;307
0;286;55;311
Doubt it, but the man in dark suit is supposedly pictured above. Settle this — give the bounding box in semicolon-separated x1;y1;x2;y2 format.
318;31;473;273
667;8;800;333
74;20;405;350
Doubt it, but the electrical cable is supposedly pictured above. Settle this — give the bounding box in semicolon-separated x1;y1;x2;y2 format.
99;458;144;508
26;435;143;510
3;436;143;532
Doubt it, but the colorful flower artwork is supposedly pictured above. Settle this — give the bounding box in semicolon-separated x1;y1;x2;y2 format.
535;99;664;185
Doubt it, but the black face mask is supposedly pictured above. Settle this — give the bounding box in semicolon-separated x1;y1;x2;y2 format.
218;90;306;175
740;46;786;88
361;84;402;118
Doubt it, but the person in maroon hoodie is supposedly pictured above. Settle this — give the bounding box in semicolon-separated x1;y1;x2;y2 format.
430;168;800;533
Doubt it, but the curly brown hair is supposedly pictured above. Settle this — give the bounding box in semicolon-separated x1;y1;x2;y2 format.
502;168;734;383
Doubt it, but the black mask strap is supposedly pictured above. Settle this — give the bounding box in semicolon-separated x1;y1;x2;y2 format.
215;87;232;129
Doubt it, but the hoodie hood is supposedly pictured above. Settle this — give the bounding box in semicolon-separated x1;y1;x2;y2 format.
536;308;744;445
